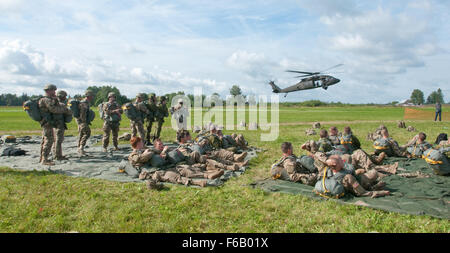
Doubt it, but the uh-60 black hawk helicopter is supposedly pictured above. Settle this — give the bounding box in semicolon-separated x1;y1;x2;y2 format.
269;64;343;97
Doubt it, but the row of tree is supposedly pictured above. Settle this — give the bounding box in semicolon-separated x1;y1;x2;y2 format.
410;88;445;105
0;85;245;107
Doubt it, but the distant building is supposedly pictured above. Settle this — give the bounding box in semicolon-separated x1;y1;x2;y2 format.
397;99;416;107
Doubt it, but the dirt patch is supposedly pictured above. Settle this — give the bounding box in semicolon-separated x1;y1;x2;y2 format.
404;108;447;120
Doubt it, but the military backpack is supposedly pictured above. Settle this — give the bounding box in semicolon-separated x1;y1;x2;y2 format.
23;98;42;122
297;155;317;173
86;109;95;125
314;167;345;199
373;138;391;155
150;154;167;167
68;99;81;118
122;102;140;121
167;149;186;164
422;149;450;176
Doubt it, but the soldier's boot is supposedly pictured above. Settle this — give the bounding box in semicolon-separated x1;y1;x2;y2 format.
191;179;207;187
376;162;398;174
374;152;386;165
233;152;248;162
103;148;108;153
370;181;387;191
41;158;55;166
236;159;249;167
78;147;87;156
368;190;390;198
146;179;164;190
56;156;68;161
226;164;240;171
205;169;224;179
113;146;120;151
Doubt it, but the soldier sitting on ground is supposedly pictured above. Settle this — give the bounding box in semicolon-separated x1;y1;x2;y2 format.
373;129;407;157
328;126;341;146
403;132;432;158
271;142;317;186
317;129;333;153
321;155;390;198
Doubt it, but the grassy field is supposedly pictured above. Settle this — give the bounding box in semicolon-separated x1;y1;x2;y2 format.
0;105;449;232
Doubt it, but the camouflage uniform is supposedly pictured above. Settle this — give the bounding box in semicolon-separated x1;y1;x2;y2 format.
145;93;157;143
325;165;388;197
128;149;154;168
52;90;68;160
328;134;341;146
317;137;333;152
102;97;123;150
38;85;70;164
351;149;398;174
154;96;169;140
131;94;150;140
77;97;91;152
271;155;317;185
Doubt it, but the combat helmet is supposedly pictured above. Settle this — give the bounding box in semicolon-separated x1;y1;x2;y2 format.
44;84;57;91
159;96;167;102
56;90;67;97
85;90;94;97
108;92;116;98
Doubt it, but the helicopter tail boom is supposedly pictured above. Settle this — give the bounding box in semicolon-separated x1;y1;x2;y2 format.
269;81;281;93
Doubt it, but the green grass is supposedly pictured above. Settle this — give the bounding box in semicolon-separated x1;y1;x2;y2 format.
0;106;449;232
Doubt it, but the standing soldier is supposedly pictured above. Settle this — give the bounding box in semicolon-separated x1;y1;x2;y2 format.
145;93;157;145
102;92;123;152
131;93;150;141
154;96;168;141
77;90;95;156
52;90;69;160
38;84;71;165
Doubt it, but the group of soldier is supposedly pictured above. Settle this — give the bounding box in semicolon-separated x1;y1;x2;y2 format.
37;84;168;165
127;124;249;189
271;124;449;199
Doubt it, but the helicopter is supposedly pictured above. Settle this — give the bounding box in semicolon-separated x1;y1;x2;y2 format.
269;64;343;97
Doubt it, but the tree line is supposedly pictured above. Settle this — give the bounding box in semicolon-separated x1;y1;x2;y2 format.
410;88;445;105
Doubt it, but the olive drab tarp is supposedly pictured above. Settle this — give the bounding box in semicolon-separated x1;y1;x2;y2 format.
0;135;259;187
252;157;450;219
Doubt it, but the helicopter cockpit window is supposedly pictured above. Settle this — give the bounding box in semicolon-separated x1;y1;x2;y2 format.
314;80;322;87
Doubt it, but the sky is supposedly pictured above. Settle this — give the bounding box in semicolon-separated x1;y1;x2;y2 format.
0;0;449;103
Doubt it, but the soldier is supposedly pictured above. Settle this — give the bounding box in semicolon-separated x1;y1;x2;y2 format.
102;92;123;152
77;90;94;156
373;129;406;157
324;155;390;198
128;137;211;187
271;142;317;185
317;129;333;152
52;90;69;160
368;124;387;141
176;130;243;170
340;126;361;151
328;126;341;146
145;93;157;144
38;84;71;165
403;132;432;158
131;93;150;141
154;96;169;141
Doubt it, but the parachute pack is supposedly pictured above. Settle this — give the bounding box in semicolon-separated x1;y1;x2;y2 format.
122;102;140;121
68;99;81;118
23;98;42;122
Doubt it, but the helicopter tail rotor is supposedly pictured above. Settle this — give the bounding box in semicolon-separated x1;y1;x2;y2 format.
268;80;281;93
